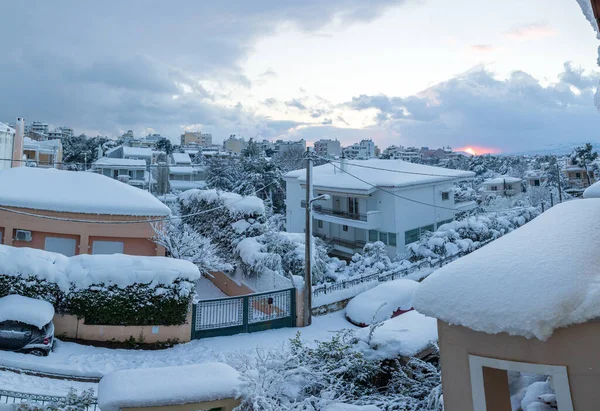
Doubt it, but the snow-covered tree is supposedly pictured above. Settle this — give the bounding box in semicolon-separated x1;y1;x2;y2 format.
151;220;232;275
347;241;396;278
571;143;599;186
272;145;305;173
16;388;96;411
205;156;243;192
233;330;443;411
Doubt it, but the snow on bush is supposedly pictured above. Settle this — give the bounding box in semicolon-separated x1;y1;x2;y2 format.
179;189;267;264
14;389;96;411
347;242;397;278
0;245;199;326
236;231;335;283
151;220;232;275
407;207;539;262
233;331;443;411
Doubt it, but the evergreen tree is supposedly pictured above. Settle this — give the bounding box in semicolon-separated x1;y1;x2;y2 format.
155;137;174;155
571;143;598;186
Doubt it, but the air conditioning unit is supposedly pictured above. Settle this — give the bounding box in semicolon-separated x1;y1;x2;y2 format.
15;230;32;242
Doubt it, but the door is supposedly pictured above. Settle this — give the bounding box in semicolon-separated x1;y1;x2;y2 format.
0;321;33;351
44;237;77;256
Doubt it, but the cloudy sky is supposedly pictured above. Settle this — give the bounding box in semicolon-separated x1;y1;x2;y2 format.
1;0;599;152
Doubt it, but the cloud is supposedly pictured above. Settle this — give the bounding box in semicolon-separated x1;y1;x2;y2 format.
468;44;500;54
285;99;308;111
0;0;403;140
345;64;600;152
505;22;558;39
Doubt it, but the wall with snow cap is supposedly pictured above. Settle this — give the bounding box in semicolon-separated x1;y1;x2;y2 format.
98;362;241;411
0;244;200;292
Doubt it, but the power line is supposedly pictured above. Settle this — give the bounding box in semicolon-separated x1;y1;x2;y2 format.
0;181;278;225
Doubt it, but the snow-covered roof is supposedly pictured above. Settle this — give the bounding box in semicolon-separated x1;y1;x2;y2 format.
413;199;600;341
169;180;207;191
284;159;474;193
355;311;438;359
483;176;522;185
122;146;153;158
0;167;170;216
583;181;600;198
0;295;55;328
98;362;241;411
93;157;147;168
0;122;14;134
0;244;200;292
23;137;61;152
180;189;265;216
169;166;195;175
172;152;192;164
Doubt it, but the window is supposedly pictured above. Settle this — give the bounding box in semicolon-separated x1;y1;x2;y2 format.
441;192;450;201
44;237;76;257
576;172;582;179
534;179;540;186
506;184;513;190
113;169;118;179
369;230;378;242
490;186;498;191
388;233;397;246
379;232;388;245
317;220;323;229
405;228;419;245
342;225;348;232
423;224;434;233
347;197;359;215
92;240;124;255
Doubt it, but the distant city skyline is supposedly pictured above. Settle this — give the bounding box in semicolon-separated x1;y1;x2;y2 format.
1;0;599;153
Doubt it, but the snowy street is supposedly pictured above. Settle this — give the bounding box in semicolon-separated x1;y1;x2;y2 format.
0;311;357;396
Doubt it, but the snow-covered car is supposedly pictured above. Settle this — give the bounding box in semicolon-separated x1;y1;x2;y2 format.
345;279;419;327
0;295;55;356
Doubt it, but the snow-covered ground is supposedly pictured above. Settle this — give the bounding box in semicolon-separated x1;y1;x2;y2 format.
0;311;357;396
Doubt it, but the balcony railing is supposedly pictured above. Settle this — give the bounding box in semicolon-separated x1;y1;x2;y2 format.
316;234;366;250
301;201;368;222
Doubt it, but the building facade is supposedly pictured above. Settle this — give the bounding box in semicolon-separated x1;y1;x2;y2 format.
284;159;475;258
223;136;247;154
0;167;170;257
181;131;213;147
23;137;63;168
314;139;341;157
343;139;376;159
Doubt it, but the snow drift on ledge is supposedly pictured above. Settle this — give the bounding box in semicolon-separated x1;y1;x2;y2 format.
98;362;240;411
413;198;600;341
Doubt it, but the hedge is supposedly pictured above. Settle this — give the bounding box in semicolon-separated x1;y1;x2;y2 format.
0;275;192;326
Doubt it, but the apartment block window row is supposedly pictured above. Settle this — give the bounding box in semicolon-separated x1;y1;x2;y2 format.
404;224;435;245
368;230;397;246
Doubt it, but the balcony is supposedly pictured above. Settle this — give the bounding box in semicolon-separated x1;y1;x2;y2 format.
315;234;366;254
301;201;381;229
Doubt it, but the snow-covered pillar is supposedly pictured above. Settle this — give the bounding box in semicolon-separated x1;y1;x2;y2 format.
12;118;24;168
78;234;90;255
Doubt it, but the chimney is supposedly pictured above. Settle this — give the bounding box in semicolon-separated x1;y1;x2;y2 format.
12;118;24;168
340;154;348;173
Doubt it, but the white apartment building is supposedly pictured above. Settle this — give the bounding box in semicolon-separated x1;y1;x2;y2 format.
274;139;306;154
23;137;62;168
343;139;376;159
0;122;16;170
168;152;206;191
284;159;475;258
480;176;523;198
30;121;49;135
106;145;154;165
92;157;149;188
314;139;341;157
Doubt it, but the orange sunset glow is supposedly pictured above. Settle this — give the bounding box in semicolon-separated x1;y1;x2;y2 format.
455;146;501;156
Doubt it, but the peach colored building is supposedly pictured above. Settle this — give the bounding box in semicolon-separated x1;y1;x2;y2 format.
0;167;170;256
414;199;600;411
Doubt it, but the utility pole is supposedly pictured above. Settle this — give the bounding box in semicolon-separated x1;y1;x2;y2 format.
304;148;313;327
556;160;563;203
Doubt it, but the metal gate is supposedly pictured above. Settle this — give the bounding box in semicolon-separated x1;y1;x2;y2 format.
191;288;296;339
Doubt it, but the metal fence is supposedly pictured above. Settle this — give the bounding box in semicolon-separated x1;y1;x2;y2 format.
0;389;98;410
192;288;296;339
312;239;494;299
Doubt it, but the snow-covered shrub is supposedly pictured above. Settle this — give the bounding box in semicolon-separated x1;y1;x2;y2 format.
179;189;267;263
234;331;443;411
407;207;539;262
15;388;96;411
236;232;334;284
347;242;397;278
151;221;233;275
